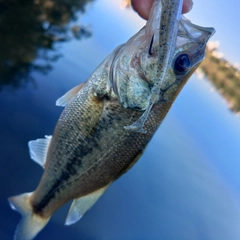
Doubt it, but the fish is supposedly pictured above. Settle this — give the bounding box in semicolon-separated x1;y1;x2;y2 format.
8;0;215;239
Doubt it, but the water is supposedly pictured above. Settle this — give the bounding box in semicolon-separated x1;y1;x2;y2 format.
1;0;240;239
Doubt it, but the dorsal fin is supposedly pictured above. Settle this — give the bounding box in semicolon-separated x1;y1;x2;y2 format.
65;185;110;226
56;83;84;107
28;135;52;168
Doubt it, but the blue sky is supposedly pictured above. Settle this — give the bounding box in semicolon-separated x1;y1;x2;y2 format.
187;0;240;65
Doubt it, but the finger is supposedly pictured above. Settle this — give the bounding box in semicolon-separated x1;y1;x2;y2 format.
182;0;193;14
131;0;193;20
131;0;154;20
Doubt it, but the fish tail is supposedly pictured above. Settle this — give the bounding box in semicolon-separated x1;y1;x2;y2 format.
8;192;50;240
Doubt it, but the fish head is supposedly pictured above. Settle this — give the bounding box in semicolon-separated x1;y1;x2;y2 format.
111;0;214;108
159;17;215;102
109;0;215;132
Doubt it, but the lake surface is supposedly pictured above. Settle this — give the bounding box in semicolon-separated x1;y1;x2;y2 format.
1;0;240;240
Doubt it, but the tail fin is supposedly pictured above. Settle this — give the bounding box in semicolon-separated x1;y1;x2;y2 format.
8;192;50;240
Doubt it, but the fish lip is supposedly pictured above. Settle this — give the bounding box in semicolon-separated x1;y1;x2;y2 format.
195;26;215;43
178;15;216;45
203;27;216;38
180;16;215;43
191;23;216;38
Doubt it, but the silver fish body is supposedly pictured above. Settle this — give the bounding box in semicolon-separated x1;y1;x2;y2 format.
9;0;215;239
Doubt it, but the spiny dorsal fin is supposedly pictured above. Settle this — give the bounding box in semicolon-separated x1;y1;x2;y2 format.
56;83;84;107
65;185;110;226
28;135;52;168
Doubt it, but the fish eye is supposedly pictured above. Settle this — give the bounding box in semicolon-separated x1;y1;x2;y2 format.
174;54;191;74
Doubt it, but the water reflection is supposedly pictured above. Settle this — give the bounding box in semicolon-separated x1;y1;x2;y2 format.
0;0;93;90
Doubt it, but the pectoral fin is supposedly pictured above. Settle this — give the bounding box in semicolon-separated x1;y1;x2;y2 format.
28;135;52;168
56;83;84;107
65;185;110;226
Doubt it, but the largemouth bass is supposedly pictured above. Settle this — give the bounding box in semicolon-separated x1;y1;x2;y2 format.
9;0;214;239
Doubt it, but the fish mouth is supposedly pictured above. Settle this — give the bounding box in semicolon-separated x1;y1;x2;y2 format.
178;16;215;46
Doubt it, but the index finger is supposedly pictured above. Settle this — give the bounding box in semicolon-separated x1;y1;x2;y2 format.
131;0;193;20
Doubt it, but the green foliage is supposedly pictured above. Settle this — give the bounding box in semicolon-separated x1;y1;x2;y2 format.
199;49;240;113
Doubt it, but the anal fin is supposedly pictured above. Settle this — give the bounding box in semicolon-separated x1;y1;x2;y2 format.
56;83;84;107
28;135;52;168
65;185;109;226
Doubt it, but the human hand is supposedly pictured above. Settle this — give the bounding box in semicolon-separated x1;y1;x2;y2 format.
131;0;193;20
